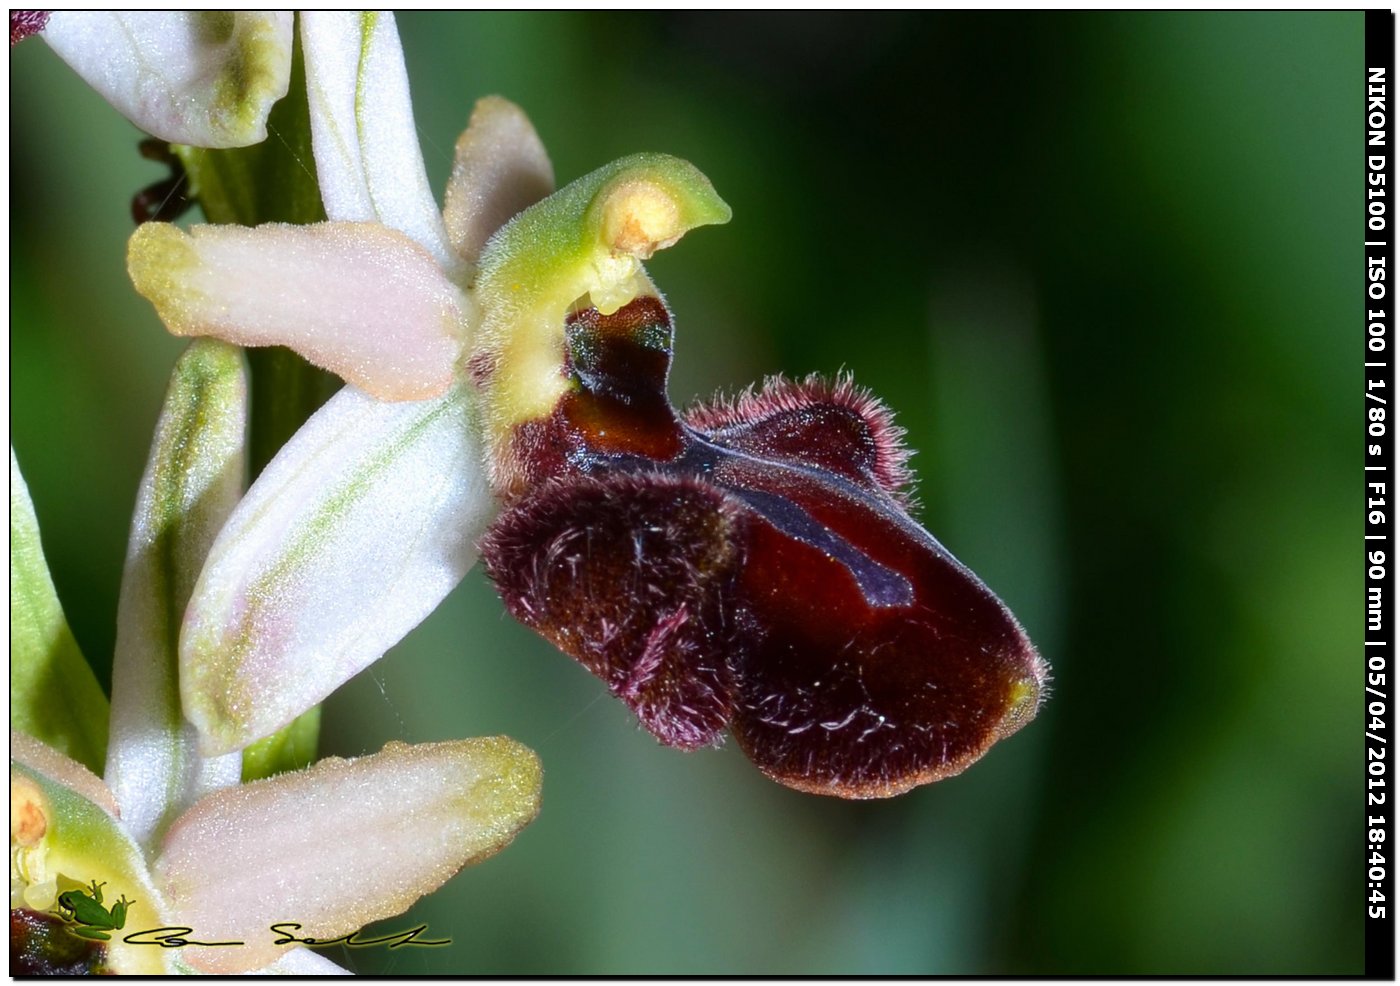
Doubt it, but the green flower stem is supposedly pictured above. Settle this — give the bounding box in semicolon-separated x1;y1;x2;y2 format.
243;347;338;480
174;21;333;777
239;706;320;783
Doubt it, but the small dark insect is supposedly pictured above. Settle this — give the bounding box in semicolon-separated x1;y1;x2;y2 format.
481;295;1048;798
131;139;193;225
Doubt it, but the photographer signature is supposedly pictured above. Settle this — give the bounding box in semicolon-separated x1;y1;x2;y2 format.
121;923;450;949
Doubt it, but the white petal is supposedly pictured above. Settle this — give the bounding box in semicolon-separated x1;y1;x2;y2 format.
249;948;351;975
301;11;456;273
180;385;496;755
442;96;555;267
155;737;542;974
42;12;292;148
105;342;246;854
128;221;469;402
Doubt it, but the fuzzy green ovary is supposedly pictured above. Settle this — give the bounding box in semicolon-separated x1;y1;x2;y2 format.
469;153;730;485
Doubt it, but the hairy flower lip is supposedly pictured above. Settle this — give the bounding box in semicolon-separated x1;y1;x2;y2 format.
10;11;50;46
685;373;917;505
10;907;114;976
481;294;1048;798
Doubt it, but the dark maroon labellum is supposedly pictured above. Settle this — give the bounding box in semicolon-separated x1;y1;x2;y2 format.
10;908;113;976
9;10;49;46
481;296;1047;798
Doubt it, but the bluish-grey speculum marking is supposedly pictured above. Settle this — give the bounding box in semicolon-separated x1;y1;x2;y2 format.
728;487;914;608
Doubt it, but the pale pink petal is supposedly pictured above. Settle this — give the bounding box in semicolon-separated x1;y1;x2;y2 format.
179;384;495;756
128;221;467;402
156;738;542;974
42;12;292;148
301;12;456;273
105;341;246;853
442;95;555;267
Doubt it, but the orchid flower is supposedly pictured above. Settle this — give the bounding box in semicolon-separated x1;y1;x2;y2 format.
125;11;1047;797
13;11;293;149
10;339;541;974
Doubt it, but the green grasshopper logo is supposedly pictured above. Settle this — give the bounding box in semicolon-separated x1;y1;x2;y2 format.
54;880;132;941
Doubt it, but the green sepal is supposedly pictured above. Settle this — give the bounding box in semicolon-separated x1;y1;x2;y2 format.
240;706;320;782
10;453;109;774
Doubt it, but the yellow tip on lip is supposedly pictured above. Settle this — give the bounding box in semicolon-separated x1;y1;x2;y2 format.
996;676;1044;740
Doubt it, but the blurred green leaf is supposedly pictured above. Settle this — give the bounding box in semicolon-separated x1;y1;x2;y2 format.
10;450;110;773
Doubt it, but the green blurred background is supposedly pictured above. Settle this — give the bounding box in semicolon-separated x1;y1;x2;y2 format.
11;11;1361;974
